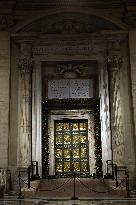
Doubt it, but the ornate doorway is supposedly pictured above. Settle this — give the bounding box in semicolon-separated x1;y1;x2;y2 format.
54;119;89;177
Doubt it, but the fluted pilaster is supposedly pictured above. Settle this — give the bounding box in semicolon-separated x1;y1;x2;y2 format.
18;48;33;167
107;42;125;166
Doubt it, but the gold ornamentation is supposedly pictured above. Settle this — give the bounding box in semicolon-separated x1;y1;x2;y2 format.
56;163;62;172
64;135;71;144
74;162;80;172
80;135;86;143
56;123;63;131
64;149;70;158
56;149;62;158
64;162;70;172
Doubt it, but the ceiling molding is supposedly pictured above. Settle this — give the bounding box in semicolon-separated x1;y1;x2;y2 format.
12;8;128;34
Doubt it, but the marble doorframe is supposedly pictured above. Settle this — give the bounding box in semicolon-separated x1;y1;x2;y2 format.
31;52;112;176
32;60;112;176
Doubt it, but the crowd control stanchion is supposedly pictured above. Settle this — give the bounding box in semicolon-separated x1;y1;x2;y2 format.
17;171;24;199
31;161;40;180
28;166;31;189
126;171;130;198
71;173;78;200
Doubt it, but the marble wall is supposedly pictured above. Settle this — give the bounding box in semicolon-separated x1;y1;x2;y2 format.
0;32;10;168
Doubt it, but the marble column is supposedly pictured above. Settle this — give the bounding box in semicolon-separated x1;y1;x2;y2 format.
107;50;125;166
98;59;112;175
32;60;42;175
129;31;136;137
129;30;136;188
18;56;33;167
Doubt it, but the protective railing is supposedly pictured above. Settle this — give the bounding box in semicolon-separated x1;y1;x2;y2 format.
17;160;130;200
17;161;40;198
104;160;130;197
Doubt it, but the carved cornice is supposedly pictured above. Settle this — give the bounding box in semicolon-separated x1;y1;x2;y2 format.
107;55;123;71
0;15;14;31
18;58;33;73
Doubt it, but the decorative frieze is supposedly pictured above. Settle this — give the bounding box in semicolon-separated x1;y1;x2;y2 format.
32;37;105;57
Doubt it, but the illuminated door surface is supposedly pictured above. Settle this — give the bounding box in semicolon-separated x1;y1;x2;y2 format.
54;120;89;176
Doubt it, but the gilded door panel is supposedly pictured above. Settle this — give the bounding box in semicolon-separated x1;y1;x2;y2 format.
54;120;89;177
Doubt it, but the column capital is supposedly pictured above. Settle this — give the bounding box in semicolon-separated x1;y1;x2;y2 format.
18;57;33;73
107;55;123;71
0;15;14;31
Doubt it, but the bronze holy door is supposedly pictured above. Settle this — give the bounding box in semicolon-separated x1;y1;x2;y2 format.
54;120;89;177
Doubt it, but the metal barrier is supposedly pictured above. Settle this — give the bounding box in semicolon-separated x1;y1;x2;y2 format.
115;166;130;198
31;161;40;181
18;171;130;200
104;160;130;198
104;160;115;179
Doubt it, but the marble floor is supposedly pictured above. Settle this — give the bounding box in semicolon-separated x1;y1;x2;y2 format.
1;199;136;205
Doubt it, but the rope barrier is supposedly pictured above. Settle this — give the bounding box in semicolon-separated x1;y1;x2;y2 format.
20;175;126;194
77;177;126;193
20;177;72;192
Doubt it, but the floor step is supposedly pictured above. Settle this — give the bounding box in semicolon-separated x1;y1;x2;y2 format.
21;178;127;198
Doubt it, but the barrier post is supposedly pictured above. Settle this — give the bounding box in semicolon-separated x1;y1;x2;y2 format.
71;173;78;200
126;171;130;198
31;161;40;180
114;165;118;187
28;166;31;189
17;171;24;199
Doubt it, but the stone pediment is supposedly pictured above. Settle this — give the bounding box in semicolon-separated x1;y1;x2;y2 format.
18;13;120;34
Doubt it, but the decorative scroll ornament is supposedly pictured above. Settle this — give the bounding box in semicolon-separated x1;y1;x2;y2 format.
57;63;85;78
18;58;33;73
107;55;123;71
